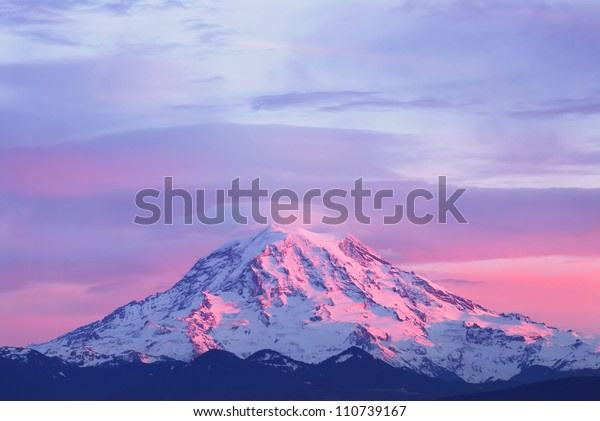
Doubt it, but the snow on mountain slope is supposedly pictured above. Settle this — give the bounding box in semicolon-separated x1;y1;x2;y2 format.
30;226;600;382
245;349;307;371
0;347;43;363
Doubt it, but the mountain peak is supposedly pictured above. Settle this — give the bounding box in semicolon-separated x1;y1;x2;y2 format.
325;346;375;365
229;226;383;266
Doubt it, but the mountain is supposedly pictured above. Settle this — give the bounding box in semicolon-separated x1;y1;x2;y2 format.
3;345;600;400
0;345;465;400
30;226;600;383
0;347;74;400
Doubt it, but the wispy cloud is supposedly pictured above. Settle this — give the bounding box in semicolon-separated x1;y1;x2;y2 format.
435;278;485;286
511;97;600;119
11;29;81;46
252;91;460;112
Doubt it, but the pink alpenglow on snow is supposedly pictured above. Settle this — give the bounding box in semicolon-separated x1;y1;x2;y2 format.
30;227;600;383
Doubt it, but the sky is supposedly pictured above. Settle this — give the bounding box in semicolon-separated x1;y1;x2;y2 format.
0;0;599;346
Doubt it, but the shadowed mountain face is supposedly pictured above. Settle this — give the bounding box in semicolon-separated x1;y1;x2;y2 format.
1;346;599;401
28;226;600;383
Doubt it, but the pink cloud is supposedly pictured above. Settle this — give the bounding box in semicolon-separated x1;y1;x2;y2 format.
414;255;600;336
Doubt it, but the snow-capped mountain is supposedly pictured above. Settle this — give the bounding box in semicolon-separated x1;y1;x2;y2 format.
30;226;600;382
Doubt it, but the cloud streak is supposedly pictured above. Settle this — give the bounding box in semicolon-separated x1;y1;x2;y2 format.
252;91;461;112
511;97;600;118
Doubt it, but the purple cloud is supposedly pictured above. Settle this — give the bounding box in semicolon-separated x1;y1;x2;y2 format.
511;97;600;118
